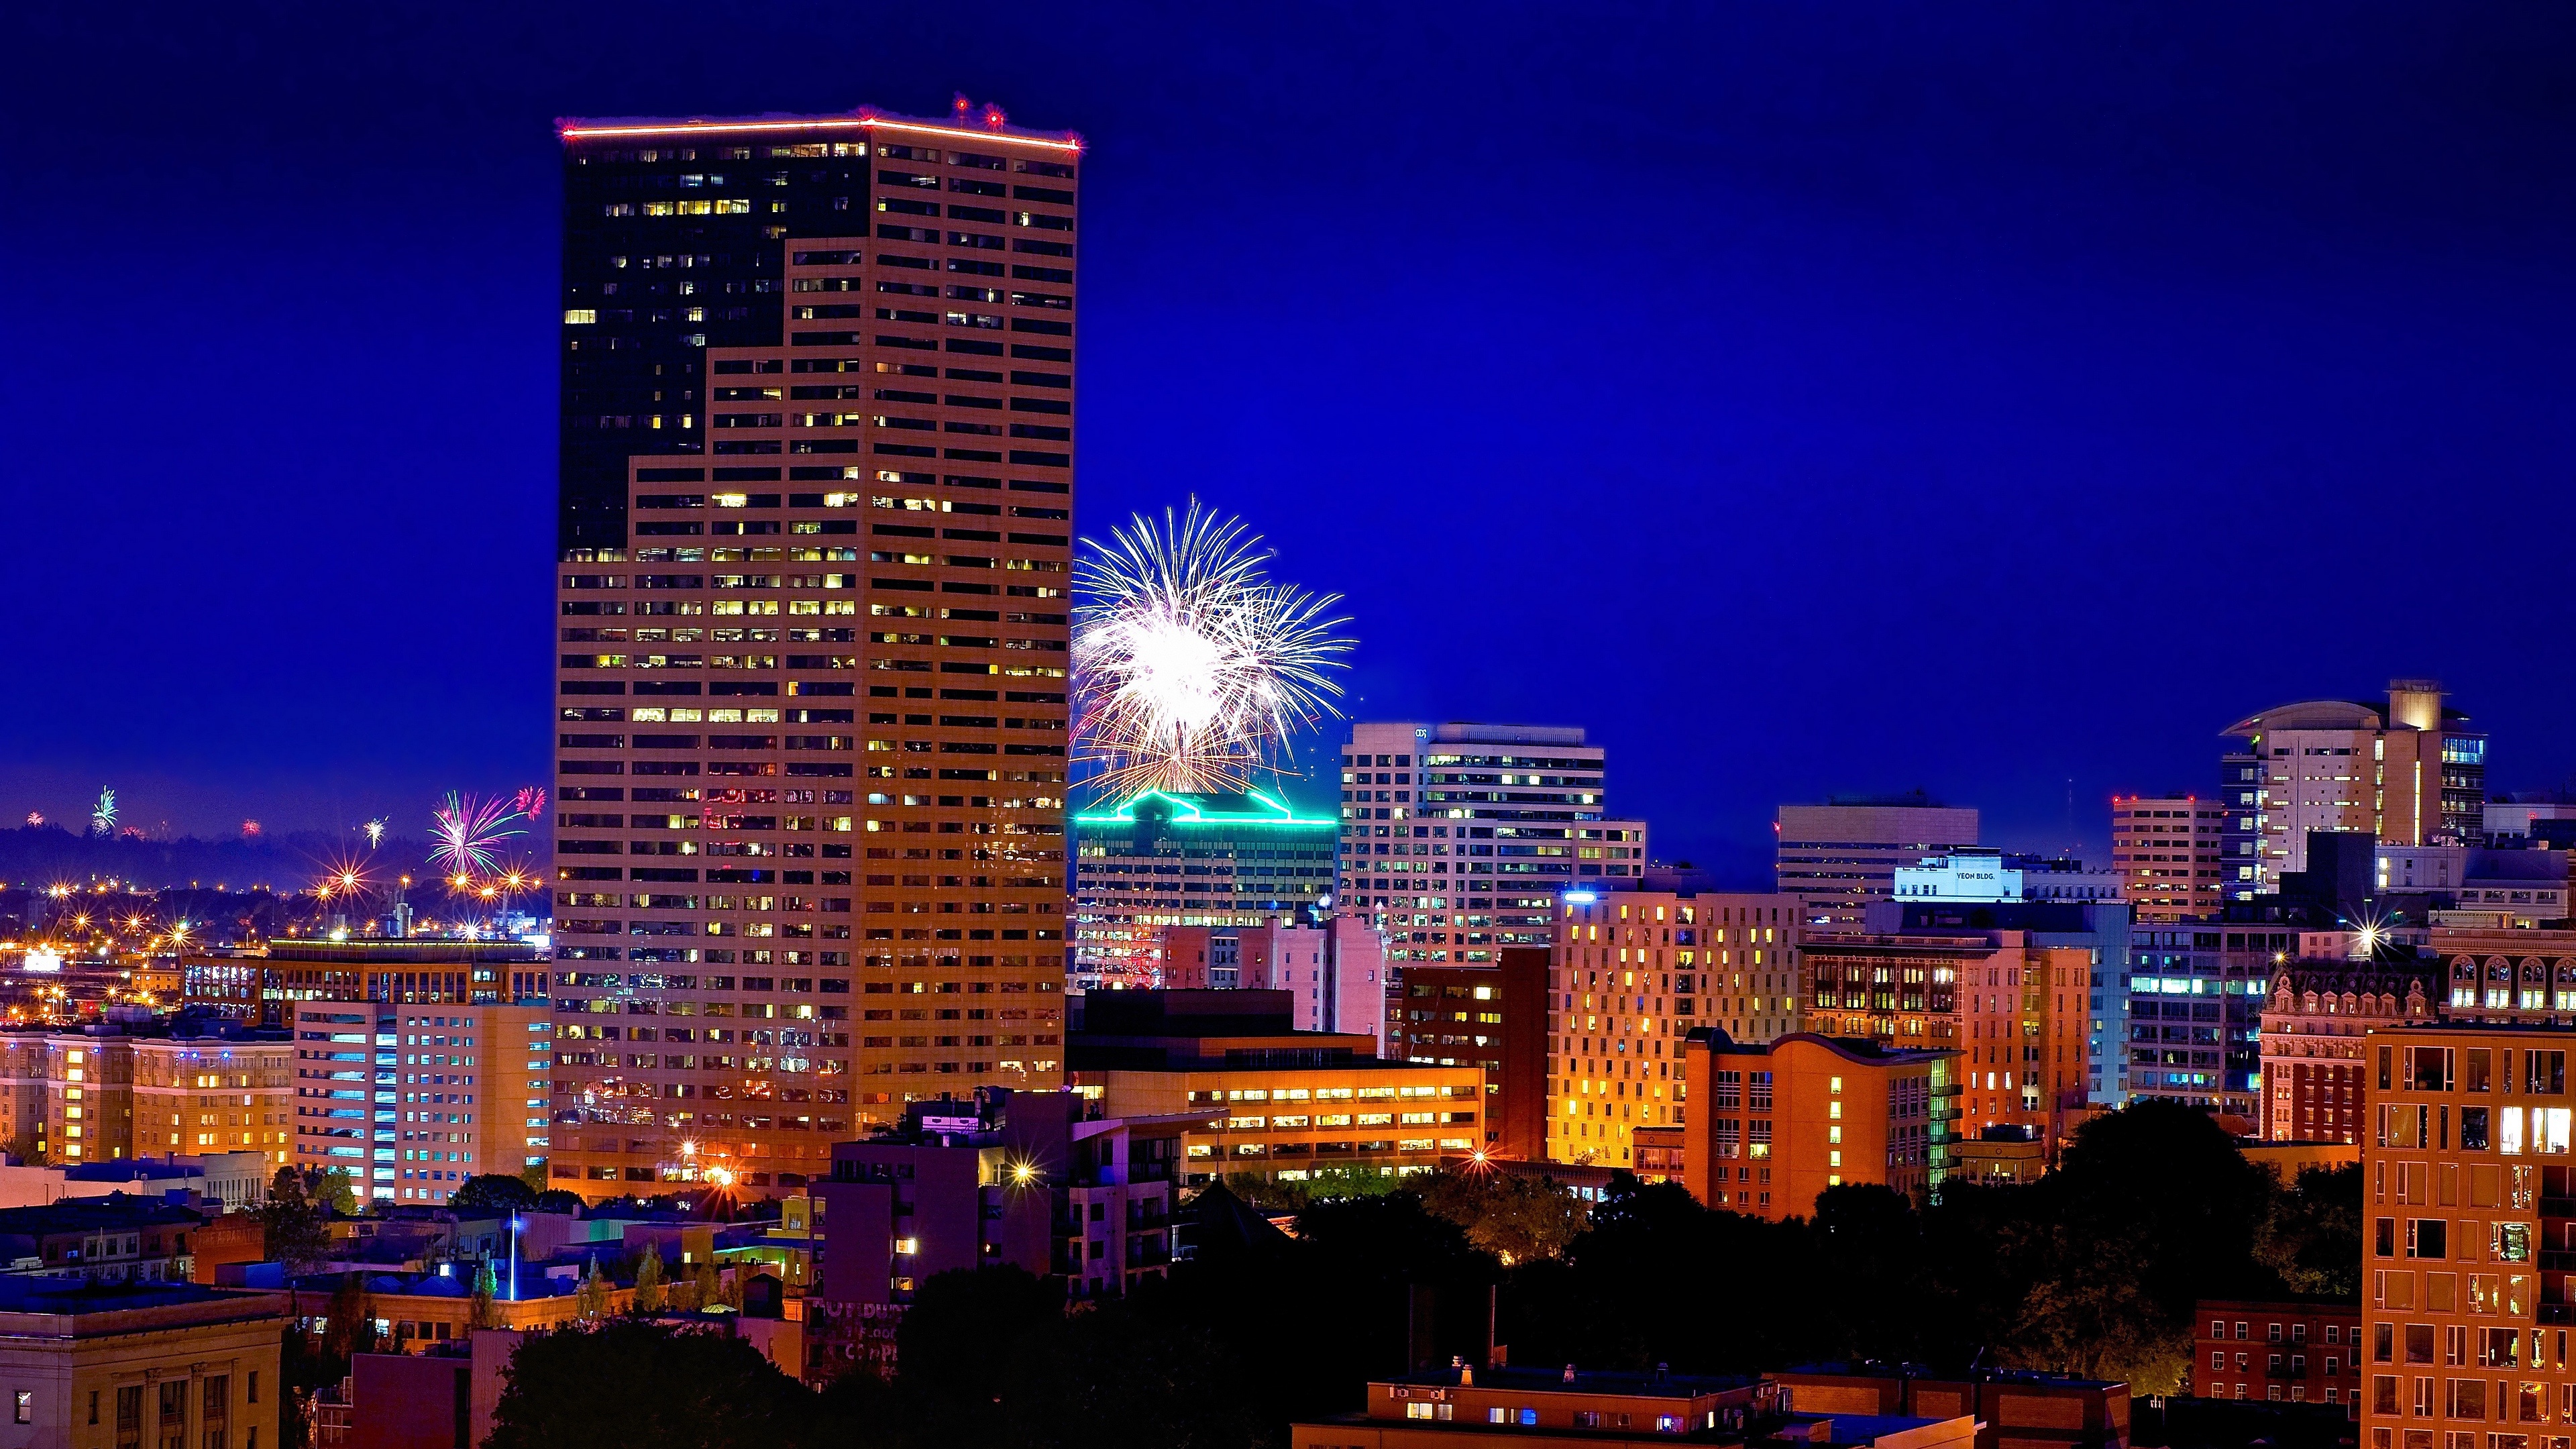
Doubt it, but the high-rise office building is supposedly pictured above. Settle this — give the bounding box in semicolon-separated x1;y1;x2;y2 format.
2220;678;2487;900
1070;789;1338;988
2111;794;2226;922
1775;798;1980;930
1338;722;1648;966
291;1002;553;1201
549;101;1082;1195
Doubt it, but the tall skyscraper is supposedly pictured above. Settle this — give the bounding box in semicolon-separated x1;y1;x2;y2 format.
2110;794;2226;921
549;101;1081;1195
1337;722;1648;966
1775;796;1979;930
2220;678;2486;901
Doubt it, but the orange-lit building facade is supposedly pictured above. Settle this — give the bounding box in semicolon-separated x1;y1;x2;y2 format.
1546;890;1799;1170
1678;1031;1953;1218
1805;931;2088;1148
0;1034;293;1169
2359;1023;2576;1449
2195;1297;2362;1405
549;105;1081;1195
2260;964;2433;1144
2112;795;2226;922
1387;947;1548;1159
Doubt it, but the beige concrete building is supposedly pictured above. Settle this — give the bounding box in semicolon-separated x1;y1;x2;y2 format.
551;106;1083;1195
0;1280;284;1449
292;1002;553;1203
1776;800;1980;930
1069;991;1480;1187
0;1034;292;1170
2222;678;2485;897
2112;794;2226;922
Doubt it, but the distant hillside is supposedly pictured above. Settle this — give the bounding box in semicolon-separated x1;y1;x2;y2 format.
0;824;453;891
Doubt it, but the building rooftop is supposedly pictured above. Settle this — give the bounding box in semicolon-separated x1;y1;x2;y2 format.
0;1195;201;1233
553;103;1083;152
1690;1030;1955;1065
1072;788;1334;828
0;1278;255;1316
266;938;547;964
1385;1365;1760;1397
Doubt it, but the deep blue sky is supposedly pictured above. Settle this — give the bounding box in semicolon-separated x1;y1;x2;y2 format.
7;3;2574;883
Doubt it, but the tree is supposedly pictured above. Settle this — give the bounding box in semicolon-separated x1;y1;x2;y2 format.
484;1320;816;1449
451;1173;539;1215
518;1161;549;1197
1417;1167;1587;1264
469;1261;500;1330
633;1246;667;1313
256;1167;329;1273
314;1168;358;1216
534;1188;586;1214
321;1273;378;1362
2254;1163;2364;1298
576;1257;612;1321
693;1260;722;1312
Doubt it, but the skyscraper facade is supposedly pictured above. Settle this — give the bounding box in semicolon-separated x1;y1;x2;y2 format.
2220;679;2487;900
549;102;1081;1195
2111;794;2226;922
1775;798;1980;930
1337;722;1648;967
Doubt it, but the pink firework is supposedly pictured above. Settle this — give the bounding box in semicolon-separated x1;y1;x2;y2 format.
514;786;547;821
429;792;528;877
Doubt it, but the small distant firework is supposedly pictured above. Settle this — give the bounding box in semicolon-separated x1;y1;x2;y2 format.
89;789;116;837
1072;500;1352;798
364;818;386;848
429;792;528;877
240;820;261;839
23;812;40;828
515;786;547;821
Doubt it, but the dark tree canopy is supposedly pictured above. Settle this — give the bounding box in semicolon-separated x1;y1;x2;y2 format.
451;1173;539;1214
486;1320;817;1449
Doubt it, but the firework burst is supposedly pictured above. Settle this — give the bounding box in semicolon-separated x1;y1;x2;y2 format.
515;786;547;821
1072;500;1352;798
429;792;529;877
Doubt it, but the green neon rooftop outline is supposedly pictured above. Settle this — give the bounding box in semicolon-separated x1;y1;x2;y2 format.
1073;787;1338;827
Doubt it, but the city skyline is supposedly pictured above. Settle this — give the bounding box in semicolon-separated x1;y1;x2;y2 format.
9;7;2576;879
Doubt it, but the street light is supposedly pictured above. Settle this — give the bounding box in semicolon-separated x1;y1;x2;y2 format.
508;1216;523;1302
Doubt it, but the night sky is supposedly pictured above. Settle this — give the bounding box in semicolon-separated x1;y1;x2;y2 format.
8;3;2575;883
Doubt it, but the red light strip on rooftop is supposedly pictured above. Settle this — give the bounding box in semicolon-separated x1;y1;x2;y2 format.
557;115;1082;152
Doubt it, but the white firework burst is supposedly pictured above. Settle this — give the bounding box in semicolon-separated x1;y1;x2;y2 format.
1073;500;1352;798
